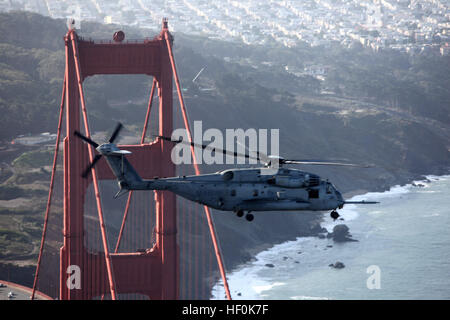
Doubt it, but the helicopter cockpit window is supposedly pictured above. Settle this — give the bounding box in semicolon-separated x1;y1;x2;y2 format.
222;171;234;181
308;189;319;199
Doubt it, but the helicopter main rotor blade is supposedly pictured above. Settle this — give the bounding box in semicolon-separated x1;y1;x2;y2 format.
156;135;260;161
235;140;270;164
81;154;103;178
283;160;373;168
74;131;99;148
109;123;123;144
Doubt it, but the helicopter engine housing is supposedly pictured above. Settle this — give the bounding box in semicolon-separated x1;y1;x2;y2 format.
274;175;305;188
274;173;320;188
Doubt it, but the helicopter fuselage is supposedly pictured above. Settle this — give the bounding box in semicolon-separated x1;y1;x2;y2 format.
171;168;343;212
109;153;344;213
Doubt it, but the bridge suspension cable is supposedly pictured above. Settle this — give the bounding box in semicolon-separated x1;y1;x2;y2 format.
164;28;232;300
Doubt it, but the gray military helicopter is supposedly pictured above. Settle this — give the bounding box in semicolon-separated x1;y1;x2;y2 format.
74;123;378;222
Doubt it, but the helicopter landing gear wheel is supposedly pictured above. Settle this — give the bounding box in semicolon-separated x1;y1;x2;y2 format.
245;213;254;222
330;210;340;220
236;210;244;218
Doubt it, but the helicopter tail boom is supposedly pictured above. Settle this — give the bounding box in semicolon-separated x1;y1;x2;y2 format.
103;153;146;191
103;151;174;197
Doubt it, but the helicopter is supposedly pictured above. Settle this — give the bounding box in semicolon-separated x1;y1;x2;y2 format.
74;123;378;222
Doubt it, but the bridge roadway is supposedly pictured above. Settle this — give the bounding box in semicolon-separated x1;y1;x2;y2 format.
0;280;52;300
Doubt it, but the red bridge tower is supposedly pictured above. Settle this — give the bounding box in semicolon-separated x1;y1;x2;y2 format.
60;20;177;300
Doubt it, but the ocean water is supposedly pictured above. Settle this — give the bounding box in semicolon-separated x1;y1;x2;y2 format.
211;175;450;300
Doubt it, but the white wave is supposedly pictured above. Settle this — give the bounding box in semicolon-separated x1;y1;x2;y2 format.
210;266;275;300
412;182;430;188
254;282;285;294
421;213;440;218
351;184;411;202
425;174;450;181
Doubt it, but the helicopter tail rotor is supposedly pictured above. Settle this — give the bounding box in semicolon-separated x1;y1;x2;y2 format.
74;122;125;178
